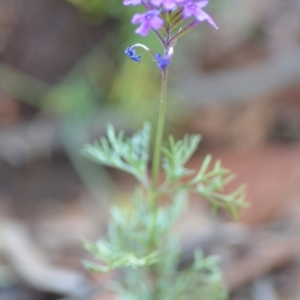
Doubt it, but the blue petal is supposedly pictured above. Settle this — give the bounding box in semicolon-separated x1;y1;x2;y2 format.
155;53;170;69
125;47;141;62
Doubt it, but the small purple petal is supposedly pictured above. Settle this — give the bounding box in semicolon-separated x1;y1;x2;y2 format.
182;0;218;29
197;0;209;9
151;0;178;10
132;13;143;24
196;9;218;29
131;10;164;36
135;23;151;36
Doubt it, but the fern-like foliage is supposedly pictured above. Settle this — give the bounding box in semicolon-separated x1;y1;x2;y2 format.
190;155;247;219
162;134;201;184
161;136;247;219
111;245;227;300
88;192;228;300
82;124;247;300
83;189;186;273
82;123;151;186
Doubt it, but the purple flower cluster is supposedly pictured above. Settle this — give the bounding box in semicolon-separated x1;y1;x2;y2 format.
124;0;217;36
124;0;217;70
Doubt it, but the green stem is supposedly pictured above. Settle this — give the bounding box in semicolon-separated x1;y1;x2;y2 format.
151;67;169;195
148;67;169;300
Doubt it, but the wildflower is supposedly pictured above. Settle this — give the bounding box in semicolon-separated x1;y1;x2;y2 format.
132;10;164;36
182;0;218;29
124;0;217;69
125;47;142;62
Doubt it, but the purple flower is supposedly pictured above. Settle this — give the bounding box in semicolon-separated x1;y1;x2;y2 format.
125;47;141;62
155;53;170;69
182;0;218;29
151;0;178;10
132;10;164;36
123;0;142;5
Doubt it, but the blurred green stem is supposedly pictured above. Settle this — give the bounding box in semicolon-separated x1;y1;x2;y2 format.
151;67;169;200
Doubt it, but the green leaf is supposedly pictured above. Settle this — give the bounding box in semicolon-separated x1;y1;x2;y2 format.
162;134;201;184
82;123;151;186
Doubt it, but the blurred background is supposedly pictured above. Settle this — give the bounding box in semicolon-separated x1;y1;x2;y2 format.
0;0;300;299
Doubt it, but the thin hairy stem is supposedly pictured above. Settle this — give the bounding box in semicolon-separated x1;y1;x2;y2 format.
151;67;169;195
